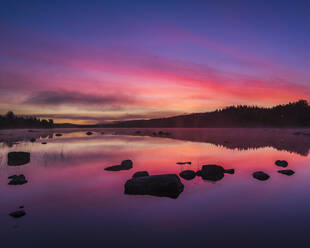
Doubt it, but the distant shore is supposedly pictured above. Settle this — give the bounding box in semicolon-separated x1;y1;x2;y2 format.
1;127;310;156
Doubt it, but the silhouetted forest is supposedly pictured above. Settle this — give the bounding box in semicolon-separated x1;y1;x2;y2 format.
105;100;310;128
0;111;54;129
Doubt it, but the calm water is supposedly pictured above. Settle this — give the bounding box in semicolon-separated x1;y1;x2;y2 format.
1;129;310;247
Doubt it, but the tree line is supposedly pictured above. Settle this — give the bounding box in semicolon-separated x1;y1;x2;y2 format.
106;100;310;128
0;111;54;129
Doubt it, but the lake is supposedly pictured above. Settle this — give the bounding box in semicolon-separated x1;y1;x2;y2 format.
1;128;310;247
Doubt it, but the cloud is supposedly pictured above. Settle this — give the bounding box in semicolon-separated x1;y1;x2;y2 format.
25;90;135;106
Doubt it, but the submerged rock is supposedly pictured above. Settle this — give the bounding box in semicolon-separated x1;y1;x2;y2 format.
124;174;184;199
275;160;288;167
176;161;192;165
105;159;133;171
133;171;149;178
7;152;30;166
55;133;62;137
86;131;93;135
253;171;270;181
197;164;234;181
278;169;295;176
179;170;196;180
8;174;28;185
224;169;235;174
9;210;26;218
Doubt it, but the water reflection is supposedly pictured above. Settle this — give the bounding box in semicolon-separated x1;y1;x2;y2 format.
0;129;309;247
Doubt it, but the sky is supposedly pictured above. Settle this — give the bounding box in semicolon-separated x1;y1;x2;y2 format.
0;0;310;124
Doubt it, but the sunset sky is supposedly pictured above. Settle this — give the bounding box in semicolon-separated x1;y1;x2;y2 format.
1;0;310;124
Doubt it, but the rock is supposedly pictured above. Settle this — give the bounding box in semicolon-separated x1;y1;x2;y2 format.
158;131;164;135
105;159;133;171
224;169;235;174
176;161;192;165
55;133;62;137
278;169;295;176
197;164;234;181
19;206;24;209
101;132;105;134
41;142;47;144
152;132;157;136
179;170;196;180
253;171;270;181
86;131;93;135
9;210;26;218
30;138;36;142
275;160;288;167
135;131;141;134
133;171;149;178
7;152;30;166
124;174;184;199
8;175;28;185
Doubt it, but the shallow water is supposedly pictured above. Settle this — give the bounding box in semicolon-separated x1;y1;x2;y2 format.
1;129;310;247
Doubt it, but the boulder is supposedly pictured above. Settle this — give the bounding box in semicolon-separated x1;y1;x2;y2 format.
124;174;184;199
7;152;30;166
8;174;28;185
253;171;270;181
197;164;234;181
179;170;196;180
105;159;133;171
133;171;149;178
9;210;26;218
86;131;93;135
41;142;47;144
275;160;288;167
55;133;62;137
278;169;295;176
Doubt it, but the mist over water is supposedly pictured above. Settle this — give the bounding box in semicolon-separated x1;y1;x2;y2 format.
1;129;310;247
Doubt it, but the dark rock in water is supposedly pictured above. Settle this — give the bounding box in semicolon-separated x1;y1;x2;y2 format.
179;170;196;180
101;132;105;134
176;161;192;165
55;133;62;137
19;206;24;209
121;160;133;168
158;131;164;135
152;132;157;136
133;171;149;178
9;210;26;218
8;174;28;185
41;142;47;144
224;169;235;174
135;131;141;134
30;138;36;142
124;174;184;199
158;131;170;136
253;171;270;181
197;164;234;181
105;159;133;171
278;169;295;176
275;160;288;167
86;131;93;135
7;152;30;166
